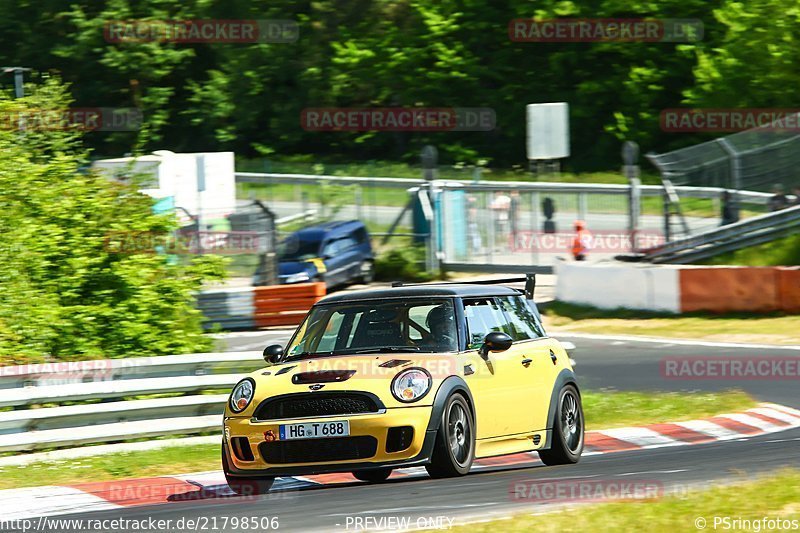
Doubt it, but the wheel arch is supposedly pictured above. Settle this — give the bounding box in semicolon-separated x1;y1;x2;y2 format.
541;368;580;450
426;376;476;435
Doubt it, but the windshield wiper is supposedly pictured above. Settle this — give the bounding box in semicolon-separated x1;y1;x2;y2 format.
287;350;333;359
339;346;422;354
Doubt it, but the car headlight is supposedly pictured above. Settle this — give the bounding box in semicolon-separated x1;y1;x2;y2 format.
391;368;432;403
229;378;255;413
285;271;311;283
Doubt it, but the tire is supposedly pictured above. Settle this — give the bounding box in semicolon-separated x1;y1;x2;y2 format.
222;442;275;495
357;260;375;284
352;468;392;483
538;384;584;466
425;393;475;478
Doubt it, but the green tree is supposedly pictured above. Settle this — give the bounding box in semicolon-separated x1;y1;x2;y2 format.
0;77;225;364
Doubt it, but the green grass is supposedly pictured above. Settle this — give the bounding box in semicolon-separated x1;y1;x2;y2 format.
451;469;800;533
543;301;800;345
237;157;658;184
703;233;800;266
0;442;221;490
581;390;755;431
0;390;756;489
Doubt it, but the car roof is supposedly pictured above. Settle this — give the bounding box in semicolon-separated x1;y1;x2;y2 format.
290;220;364;241
317;283;521;305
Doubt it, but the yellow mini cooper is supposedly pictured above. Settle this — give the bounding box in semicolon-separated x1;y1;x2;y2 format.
222;278;583;494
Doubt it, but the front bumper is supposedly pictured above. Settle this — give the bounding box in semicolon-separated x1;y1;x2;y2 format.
224;405;436;477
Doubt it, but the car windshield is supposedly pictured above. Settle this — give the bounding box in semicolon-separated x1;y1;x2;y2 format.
284;298;459;359
278;237;321;262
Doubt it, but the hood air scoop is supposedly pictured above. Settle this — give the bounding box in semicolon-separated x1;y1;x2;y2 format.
292;370;357;384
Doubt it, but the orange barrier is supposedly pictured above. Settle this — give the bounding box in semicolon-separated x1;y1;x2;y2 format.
254;282;326;328
678;267;796;313
777;267;800;313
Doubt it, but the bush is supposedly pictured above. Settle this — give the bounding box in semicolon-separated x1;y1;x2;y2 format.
0;78;226;365
374;246;433;282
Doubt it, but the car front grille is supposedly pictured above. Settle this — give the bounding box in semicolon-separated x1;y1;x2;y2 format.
259;436;378;464
253;392;382;421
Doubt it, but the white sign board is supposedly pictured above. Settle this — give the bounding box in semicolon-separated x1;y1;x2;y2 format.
526;103;570;160
92;151;236;221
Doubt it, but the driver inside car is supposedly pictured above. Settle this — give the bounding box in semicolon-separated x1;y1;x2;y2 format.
421;305;458;351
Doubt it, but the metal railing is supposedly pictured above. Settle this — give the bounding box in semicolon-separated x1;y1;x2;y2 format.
0;352;265;452
642;205;800;264
237;171;775;273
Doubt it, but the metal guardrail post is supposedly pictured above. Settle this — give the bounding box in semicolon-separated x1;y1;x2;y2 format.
717;138;742;220
578;192;588;221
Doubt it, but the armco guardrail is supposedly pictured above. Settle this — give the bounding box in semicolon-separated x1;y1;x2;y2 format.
0;351;271;453
199;282;325;330
0;351;264;389
642;205;800;263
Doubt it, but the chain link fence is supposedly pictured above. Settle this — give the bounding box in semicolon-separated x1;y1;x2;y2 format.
647;113;800;193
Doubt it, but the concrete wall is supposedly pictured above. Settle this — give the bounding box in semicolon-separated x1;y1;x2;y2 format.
556;262;800;314
555;262;680;313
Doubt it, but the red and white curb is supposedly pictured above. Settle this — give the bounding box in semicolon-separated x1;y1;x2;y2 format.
2;402;799;520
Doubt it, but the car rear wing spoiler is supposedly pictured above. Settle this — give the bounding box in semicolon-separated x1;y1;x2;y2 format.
392;274;537;300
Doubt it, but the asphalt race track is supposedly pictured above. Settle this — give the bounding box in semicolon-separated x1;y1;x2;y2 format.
16;332;799;532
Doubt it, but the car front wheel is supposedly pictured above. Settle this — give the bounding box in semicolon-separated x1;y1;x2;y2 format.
222;442;275;495
426;393;475;478
538;384;584;465
352;468;392;483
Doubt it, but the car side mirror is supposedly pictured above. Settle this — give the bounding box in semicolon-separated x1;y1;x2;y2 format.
263;344;284;364
479;332;513;359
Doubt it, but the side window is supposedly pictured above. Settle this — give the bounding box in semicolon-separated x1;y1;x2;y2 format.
339;236;358;251
407;304;437;341
497;296;543;341
321;239;338;257
463;298;512;349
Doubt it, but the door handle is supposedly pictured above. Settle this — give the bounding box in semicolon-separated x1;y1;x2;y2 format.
521;358;533;366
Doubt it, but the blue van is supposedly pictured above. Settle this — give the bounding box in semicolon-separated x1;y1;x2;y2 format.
277;221;374;288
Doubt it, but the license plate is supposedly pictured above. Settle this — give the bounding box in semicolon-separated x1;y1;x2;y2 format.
279;420;350;440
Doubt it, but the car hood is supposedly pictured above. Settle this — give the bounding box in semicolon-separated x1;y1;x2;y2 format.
231;353;462;415
278;261;316;276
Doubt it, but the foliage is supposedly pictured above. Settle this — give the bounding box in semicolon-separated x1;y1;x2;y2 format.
0;79;226;364
702;233;800;266
3;0;789;170
374;246;433;282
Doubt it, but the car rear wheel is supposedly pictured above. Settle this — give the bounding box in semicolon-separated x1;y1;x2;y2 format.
538;384;584;465
352;468;392;483
426;393;475;478
222;442;275;495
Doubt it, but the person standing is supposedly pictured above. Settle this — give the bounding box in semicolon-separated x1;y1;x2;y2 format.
509;191;520;251
571;220;592;261
490;191;511;251
720;190;739;226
